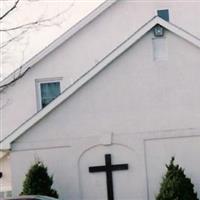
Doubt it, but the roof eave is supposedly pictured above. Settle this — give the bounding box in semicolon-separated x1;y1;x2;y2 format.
0;0;117;89
1;16;200;150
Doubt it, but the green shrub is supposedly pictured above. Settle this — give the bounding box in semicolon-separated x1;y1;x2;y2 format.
21;161;58;198
156;157;198;200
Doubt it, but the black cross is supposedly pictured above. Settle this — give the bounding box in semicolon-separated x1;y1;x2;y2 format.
89;154;128;200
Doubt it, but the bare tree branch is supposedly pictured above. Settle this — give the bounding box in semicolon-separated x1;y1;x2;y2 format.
0;0;20;21
1;20;45;32
0;7;71;32
0;67;31;89
0;2;74;49
0;0;75;91
0;29;28;49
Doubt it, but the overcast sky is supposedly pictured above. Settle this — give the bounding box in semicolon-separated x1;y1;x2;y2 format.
0;0;105;79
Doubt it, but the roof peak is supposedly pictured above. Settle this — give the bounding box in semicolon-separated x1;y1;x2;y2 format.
1;16;200;150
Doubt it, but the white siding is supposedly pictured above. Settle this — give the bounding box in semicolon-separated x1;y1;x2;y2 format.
1;0;200;140
1;0;200;196
11;31;200;199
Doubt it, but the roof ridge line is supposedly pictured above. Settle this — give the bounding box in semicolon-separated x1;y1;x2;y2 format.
1;16;200;150
0;0;117;89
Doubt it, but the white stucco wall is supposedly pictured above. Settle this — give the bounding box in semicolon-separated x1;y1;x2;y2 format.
1;0;200;140
10;30;200;200
146;135;200;199
1;0;200;196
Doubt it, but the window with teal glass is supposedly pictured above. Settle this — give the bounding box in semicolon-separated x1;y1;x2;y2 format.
40;82;60;108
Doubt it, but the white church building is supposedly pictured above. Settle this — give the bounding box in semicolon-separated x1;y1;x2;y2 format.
1;1;200;200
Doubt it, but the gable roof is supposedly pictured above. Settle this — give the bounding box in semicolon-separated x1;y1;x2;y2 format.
1;16;200;150
0;0;117;89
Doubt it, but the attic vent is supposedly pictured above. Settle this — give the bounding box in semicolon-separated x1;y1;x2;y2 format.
157;9;169;21
152;38;168;61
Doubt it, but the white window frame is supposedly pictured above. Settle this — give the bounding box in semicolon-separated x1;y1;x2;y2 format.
35;77;62;111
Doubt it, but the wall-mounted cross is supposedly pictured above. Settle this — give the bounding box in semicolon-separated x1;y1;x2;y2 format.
89;154;128;200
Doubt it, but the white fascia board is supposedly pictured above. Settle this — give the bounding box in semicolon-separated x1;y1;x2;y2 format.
155;17;200;48
0;0;117;88
0;17;158;150
0;16;155;150
1;16;200;150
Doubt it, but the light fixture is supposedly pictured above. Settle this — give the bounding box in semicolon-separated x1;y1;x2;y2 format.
154;24;164;37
